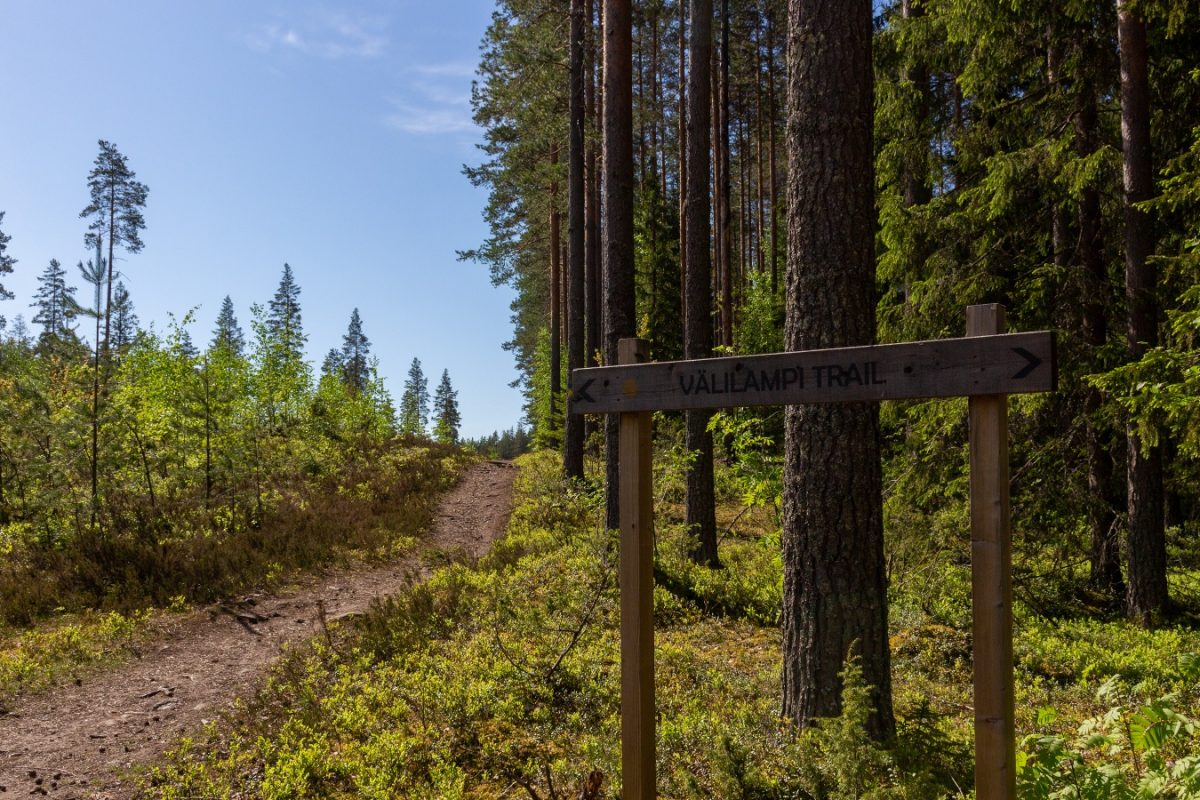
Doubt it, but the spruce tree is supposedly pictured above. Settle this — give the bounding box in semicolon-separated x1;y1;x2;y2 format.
432;369;461;444
31;258;77;341
399;357;429;435
110;282;138;352
211;295;244;355
267;263;305;361
339;308;371;394
176;326;199;359
320;348;344;379
0;212;16;327
79;140;148;359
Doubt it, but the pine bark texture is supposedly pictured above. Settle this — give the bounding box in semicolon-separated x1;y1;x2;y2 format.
604;0;635;531
782;0;894;739
683;0;718;567
1118;1;1167;624
565;0;587;480
585;0;601;375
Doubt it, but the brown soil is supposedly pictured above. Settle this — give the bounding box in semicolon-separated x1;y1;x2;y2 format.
0;461;517;799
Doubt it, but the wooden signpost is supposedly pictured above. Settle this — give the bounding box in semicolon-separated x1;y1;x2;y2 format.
568;305;1055;800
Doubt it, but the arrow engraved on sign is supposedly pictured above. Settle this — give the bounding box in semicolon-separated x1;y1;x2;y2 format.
574;378;596;403
1011;347;1042;380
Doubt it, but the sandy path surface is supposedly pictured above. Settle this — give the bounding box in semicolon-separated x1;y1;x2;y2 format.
0;461;517;799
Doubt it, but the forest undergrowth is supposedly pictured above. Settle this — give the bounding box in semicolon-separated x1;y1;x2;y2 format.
0;439;470;705
138;446;1200;799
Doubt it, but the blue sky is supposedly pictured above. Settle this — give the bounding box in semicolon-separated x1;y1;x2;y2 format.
0;0;525;438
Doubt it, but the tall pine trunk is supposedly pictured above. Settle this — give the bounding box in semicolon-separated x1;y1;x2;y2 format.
755;21;767;278
684;0;719;567
586;0;601;373
550;145;562;448
603;0;635;531
678;0;688;330
718;0;733;348
565;0;587;480
1118;0;1167;624
1078;78;1123;597
782;0;894;739
766;4;780;292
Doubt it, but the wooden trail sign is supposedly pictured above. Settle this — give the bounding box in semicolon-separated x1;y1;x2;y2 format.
568;305;1054;800
568;331;1055;414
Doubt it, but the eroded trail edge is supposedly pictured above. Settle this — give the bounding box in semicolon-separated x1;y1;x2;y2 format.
0;460;517;799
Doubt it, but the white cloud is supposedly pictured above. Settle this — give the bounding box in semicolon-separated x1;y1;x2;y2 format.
385;62;479;137
246;10;387;60
384;102;476;136
411;62;477;79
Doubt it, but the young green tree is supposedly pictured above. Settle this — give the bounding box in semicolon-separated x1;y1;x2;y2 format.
0;212;15;326
432;369;462;444
31;258;77;343
250;293;312;436
211;295;244;356
399;357;429;436
79;140;148;359
76;242;106;522
339;308;371;394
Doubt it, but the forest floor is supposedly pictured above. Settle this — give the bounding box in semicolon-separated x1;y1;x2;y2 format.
0;460;517;800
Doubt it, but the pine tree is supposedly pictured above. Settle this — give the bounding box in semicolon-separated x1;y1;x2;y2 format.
211;295;244;355
79;140;148;359
564;0;588;480
110;282;138;352
1118;0;1167;624
31;258;77;341
683;0;719;567
267;263;305;361
602;0;636;530
399;357;429;436
782;0;893;740
432;369;462;444
0;212;15;313
77;242;106;521
339;308;371;394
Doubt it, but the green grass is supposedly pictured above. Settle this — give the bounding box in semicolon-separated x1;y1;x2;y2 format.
0;607;158;706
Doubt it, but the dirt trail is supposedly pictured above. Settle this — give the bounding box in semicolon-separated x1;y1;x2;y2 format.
0;461;517;799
